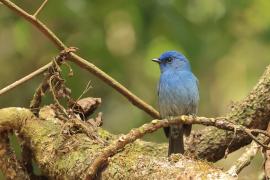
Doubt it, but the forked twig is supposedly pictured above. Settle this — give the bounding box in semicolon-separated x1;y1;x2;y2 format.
33;0;48;18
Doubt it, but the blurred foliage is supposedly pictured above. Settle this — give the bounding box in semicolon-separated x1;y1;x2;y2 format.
1;0;270;179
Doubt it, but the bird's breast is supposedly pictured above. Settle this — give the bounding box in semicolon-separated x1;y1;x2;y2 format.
158;70;199;118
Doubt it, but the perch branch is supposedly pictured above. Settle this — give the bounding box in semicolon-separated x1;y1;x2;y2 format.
2;0;270;165
86;116;270;178
186;65;270;161
0;107;233;179
0;0;159;119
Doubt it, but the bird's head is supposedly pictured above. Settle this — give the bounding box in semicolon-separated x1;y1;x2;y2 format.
152;51;191;73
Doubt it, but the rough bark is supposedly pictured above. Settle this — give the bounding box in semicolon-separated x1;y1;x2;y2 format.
0;108;233;179
0;133;30;180
0;65;270;179
186;65;270;161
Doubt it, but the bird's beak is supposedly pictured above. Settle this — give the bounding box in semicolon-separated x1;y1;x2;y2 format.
152;58;161;63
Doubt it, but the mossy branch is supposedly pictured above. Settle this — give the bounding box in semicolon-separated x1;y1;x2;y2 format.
0;108;233;179
86;115;270;179
1;0;270;179
2;61;270;178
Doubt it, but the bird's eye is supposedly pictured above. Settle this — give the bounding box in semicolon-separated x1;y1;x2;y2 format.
167;57;173;63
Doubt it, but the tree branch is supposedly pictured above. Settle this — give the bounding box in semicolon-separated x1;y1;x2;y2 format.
0;0;65;50
86;115;270;178
227;141;261;176
0;0;159;119
2;1;270;178
0;107;234;179
0;62;51;96
186;65;270;161
227;122;270;176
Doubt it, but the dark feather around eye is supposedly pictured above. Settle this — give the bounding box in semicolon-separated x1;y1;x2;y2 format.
167;57;173;63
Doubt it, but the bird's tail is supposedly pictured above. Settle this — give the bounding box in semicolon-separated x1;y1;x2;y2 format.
168;125;184;156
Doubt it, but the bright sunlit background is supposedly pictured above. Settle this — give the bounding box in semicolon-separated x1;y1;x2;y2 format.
1;0;270;179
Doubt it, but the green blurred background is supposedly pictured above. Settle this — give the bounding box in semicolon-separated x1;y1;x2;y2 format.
1;0;270;179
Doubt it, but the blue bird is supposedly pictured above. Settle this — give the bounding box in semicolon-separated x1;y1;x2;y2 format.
152;51;199;155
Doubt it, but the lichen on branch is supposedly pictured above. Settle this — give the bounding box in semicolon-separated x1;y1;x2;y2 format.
0;108;234;179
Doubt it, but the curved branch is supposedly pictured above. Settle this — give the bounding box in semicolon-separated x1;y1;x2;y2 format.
0;108;233;179
86;115;270;179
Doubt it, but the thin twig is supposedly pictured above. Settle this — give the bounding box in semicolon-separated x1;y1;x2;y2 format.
227;123;270;176
49;75;68;117
85;115;270;179
33;0;48;18
77;81;92;101
30;48;74;115
244;129;269;149
251;128;270;138
227;141;261;176
0;0;160;119
224;126;237;158
0;62;52;96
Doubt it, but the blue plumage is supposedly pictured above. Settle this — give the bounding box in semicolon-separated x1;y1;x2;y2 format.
152;51;199;155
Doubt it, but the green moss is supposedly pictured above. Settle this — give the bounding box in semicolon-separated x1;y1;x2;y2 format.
98;128;114;141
